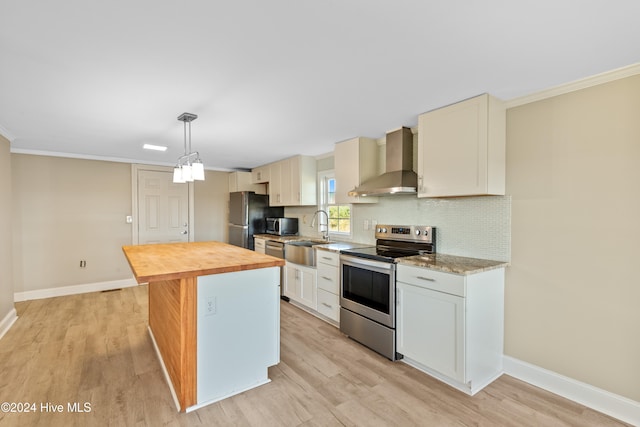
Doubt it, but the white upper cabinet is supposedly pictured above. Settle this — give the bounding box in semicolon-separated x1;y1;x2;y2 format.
268;155;317;206
251;165;270;184
228;171;267;194
334;137;379;204
417;94;505;198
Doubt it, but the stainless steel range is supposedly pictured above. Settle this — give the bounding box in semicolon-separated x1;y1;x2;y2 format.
340;225;435;360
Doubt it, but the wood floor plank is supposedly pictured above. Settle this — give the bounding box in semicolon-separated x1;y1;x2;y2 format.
0;285;632;426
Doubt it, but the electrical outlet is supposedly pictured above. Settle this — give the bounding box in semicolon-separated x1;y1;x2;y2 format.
79;260;87;268
205;296;216;316
363;219;369;230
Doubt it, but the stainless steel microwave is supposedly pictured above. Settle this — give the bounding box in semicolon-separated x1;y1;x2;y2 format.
266;217;298;235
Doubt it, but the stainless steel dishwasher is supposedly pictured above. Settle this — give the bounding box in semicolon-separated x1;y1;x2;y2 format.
265;240;288;301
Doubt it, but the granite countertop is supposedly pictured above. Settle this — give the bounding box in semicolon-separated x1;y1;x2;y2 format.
253;234;371;252
313;242;372;253
397;253;509;275
253;234;312;243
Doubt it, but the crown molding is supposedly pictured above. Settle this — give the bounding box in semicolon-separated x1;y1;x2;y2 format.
0;124;15;142
505;62;640;108
9;148;233;171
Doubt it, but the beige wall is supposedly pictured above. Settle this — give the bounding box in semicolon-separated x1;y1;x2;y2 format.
194;170;230;242
11;155;134;292
11;156;231;294
0;136;13;319
505;75;640;401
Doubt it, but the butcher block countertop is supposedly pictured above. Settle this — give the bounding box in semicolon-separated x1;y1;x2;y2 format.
122;241;285;283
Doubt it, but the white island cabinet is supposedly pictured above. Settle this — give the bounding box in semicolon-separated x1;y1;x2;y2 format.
122;241;283;412
396;263;505;395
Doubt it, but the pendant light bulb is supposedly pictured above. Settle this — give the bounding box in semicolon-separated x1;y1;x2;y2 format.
192;160;205;181
173;166;186;183
182;164;193;182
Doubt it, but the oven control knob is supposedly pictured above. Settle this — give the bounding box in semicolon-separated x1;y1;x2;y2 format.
415;229;421;235
376;227;381;233
381;228;387;233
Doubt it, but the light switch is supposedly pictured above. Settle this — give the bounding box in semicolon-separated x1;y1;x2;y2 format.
126;215;133;224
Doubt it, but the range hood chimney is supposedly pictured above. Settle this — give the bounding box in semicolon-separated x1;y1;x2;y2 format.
348;127;417;197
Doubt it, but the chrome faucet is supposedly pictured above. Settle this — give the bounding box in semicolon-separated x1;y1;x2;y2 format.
311;210;330;241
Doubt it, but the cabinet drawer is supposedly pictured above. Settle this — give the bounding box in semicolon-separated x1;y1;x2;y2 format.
317;264;339;294
317;289;340;322
316;249;340;267
397;264;466;297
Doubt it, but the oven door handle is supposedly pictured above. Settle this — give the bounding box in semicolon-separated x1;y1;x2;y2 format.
340;254;396;272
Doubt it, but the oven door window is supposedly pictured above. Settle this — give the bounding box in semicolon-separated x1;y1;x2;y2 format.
342;264;390;314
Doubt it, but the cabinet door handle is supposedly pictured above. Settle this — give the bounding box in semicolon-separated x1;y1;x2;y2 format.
321;256;332;261
416;276;436;282
321;302;332;308
321;276;332;281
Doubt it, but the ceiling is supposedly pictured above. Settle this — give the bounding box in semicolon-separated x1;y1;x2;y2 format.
1;1;639;171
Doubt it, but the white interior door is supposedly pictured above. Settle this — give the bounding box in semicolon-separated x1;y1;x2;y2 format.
137;170;190;244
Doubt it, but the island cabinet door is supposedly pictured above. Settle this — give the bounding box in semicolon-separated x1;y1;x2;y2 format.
196;267;280;405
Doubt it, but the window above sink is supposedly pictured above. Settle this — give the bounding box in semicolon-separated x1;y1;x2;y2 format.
318;171;351;239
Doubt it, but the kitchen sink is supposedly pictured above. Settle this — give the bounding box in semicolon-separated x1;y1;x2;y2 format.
285;241;318;266
288;241;316;248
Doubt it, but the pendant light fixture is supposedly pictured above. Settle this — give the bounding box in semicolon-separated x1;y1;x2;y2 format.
173;112;205;183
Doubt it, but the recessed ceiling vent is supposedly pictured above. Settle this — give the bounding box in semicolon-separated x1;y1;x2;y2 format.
348;127;417;197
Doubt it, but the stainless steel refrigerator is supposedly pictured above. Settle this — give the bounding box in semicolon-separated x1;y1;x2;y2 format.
228;191;283;250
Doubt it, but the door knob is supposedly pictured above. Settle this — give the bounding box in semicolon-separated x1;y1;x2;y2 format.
181;230;188;235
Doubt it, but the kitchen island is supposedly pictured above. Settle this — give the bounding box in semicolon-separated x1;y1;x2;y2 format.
122;241;285;412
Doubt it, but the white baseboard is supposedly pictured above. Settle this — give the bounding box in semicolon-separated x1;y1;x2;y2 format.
0;308;18;341
14;278;139;302
503;355;640;426
148;326;181;412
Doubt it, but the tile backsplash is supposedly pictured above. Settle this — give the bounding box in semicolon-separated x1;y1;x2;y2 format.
286;194;511;262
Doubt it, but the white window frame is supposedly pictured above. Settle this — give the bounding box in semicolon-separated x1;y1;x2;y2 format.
317;170;352;238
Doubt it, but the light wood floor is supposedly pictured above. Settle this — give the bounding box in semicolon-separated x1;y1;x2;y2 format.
0;285;629;426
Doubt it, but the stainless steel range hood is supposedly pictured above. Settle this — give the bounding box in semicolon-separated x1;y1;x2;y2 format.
348;127;417;197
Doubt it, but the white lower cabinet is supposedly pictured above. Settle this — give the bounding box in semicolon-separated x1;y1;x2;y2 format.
284;261;317;310
284;248;341;325
315;249;341;323
254;237;266;254
396;264;505;395
316;289;340;321
397;282;465;382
